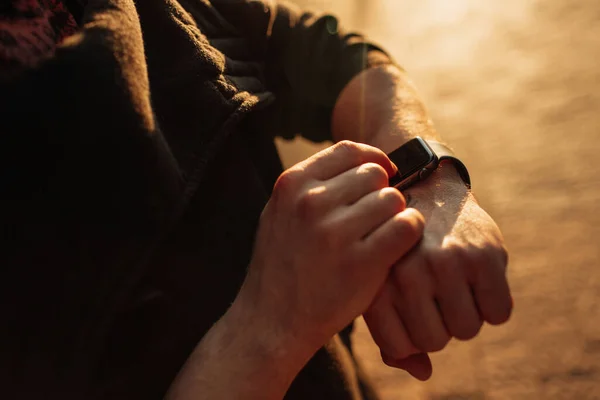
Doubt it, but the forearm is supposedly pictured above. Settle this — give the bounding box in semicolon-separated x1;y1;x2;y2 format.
166;298;313;400
332;64;441;152
332;64;465;189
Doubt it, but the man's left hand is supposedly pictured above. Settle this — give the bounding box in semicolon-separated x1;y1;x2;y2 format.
363;163;513;380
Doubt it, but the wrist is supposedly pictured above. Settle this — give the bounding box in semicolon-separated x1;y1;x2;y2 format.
227;292;317;376
405;161;472;203
430;160;470;189
375;128;472;199
167;298;310;400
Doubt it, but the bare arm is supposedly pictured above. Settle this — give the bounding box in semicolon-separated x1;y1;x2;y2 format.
333;64;443;161
166;299;311;400
332;64;512;380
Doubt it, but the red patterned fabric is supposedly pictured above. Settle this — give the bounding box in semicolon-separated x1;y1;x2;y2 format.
0;0;79;69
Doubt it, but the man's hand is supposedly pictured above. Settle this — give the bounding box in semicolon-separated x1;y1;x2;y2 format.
238;141;426;354
168;141;426;400
363;164;512;380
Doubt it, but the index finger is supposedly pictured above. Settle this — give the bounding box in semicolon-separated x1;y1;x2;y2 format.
296;141;397;181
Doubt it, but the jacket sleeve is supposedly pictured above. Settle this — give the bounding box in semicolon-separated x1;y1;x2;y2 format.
213;0;395;142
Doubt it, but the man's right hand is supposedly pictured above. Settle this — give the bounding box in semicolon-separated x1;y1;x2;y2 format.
167;141;425;400
235;141;425;355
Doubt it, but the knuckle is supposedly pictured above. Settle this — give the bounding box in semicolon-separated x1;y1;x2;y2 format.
422;333;451;353
445;242;472;262
487;304;512;325
394;266;423;297
464;245;509;283
273;170;300;199
427;252;459;280
385;346;412;361
380;350;410;368
392;213;423;242
334;140;363;161
393;341;418;360
336;140;360;150
358;163;389;186
295;190;322;220
335;141;387;167
432;243;478;279
498;244;509;269
468;246;497;267
379;188;406;211
454;319;483;341
486;245;510;278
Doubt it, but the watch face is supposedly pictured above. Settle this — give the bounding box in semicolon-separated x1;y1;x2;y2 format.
387;137;436;187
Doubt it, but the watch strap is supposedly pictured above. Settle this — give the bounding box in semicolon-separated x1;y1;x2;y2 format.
427;141;472;189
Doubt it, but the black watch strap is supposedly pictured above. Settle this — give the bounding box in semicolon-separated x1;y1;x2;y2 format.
427;141;472;189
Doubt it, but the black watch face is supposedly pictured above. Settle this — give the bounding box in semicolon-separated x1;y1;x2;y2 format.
387;137;436;187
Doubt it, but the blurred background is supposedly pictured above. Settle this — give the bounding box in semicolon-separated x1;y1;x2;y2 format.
279;0;600;399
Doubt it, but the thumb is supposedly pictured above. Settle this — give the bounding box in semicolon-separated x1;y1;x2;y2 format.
381;351;433;381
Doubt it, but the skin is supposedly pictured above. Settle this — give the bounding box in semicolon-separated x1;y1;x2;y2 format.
167;142;425;400
331;64;512;380
168;64;513;398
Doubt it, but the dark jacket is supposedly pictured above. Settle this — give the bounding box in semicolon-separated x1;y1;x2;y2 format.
0;0;392;398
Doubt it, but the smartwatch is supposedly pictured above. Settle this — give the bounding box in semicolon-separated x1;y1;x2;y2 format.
387;137;471;191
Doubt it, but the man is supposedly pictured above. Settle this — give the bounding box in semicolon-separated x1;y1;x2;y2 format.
0;0;512;399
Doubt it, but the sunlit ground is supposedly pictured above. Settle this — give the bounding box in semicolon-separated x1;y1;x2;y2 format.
280;0;600;398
